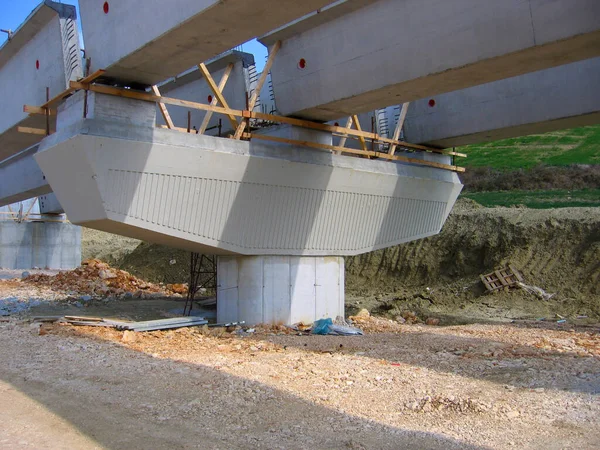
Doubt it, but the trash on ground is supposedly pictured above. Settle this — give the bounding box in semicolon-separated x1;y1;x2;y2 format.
515;282;555;301
312;318;363;336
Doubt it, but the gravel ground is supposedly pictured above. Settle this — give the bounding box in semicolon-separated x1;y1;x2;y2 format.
0;317;598;449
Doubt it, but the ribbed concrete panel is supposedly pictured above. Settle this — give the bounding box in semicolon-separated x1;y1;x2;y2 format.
103;169;449;253
35;119;462;256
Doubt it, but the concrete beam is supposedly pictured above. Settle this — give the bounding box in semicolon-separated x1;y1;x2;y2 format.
0;1;82;161
0;146;51;207
260;0;600;121
38;193;64;214
78;0;335;86
403;58;600;147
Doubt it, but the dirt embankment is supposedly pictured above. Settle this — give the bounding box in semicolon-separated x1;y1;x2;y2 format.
82;200;600;321
346;200;600;321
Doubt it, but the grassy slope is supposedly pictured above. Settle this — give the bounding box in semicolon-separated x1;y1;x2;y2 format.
456;125;600;208
457;125;600;169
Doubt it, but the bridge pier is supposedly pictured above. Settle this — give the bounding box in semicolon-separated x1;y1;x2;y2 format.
217;256;344;326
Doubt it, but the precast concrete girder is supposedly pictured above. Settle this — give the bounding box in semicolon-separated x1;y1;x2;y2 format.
0;146;52;207
77;0;337;86
403;57;600;147
260;0;600;121
0;1;83;161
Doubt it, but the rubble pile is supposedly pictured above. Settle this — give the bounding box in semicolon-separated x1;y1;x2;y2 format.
22;259;185;298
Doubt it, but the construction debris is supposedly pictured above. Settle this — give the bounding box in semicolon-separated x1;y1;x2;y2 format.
480;264;524;292
35;315;208;332
515;282;556;301
19;259;186;299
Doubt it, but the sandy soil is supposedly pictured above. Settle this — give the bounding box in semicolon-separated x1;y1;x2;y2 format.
0;316;598;450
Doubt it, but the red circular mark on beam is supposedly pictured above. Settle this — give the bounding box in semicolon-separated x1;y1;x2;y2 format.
103;2;109;14
428;99;436;107
207;95;213;103
36;60;40;70
334;122;339;127
298;58;306;69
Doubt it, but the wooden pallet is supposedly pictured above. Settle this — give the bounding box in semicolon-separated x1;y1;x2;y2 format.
480;264;524;292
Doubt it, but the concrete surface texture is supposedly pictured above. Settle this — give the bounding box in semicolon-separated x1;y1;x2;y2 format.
261;0;600;120
33;94;462;256
78;0;336;85
0;145;51;207
403;57;600;147
217;256;344;325
38;193;64;214
156;51;255;136
0;1;82;161
0;221;81;269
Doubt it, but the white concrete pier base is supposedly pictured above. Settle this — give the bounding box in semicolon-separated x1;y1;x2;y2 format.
217;256;344;326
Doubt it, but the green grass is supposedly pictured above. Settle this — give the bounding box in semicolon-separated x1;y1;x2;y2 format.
461;189;600;209
457;125;600;170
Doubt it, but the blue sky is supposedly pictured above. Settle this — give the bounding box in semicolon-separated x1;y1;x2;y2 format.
0;0;268;70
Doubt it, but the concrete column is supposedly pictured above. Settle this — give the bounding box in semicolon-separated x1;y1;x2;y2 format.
0;221;81;270
217;256;344;325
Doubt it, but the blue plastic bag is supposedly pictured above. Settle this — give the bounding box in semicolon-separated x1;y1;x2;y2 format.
312;318;333;335
311;318;363;335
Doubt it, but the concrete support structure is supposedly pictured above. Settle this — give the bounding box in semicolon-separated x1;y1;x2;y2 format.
218;256;344;325
0;221;81;270
78;0;335;85
403;57;600;147
260;0;600;120
34;92;462;256
0;1;82;161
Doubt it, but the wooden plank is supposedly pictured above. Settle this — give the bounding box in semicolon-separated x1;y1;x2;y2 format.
233;40;281;139
69;79;466;161
509;264;524;282
480;275;493;291
70;81;244;117
151;85;174;129
17;127;47;136
250;110;457;155
495;270;509;286
158;124;191;133
351;115;368;151
244;133;465;172
199;63;234;134
23;105;56;116
197;62;238;130
336;117;353;154
45;87;50;135
40;69;105;109
389;102;410;155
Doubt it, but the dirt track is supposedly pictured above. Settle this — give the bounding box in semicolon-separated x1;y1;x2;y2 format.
0;317;598;449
